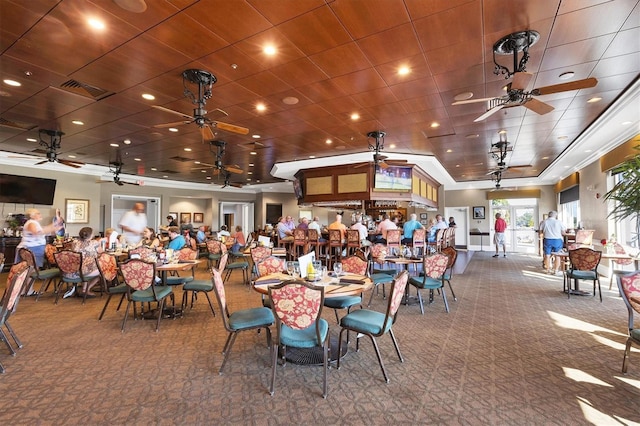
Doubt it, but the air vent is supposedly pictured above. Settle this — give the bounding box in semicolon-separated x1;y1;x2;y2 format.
0;117;37;130
56;79;115;100
170;156;193;162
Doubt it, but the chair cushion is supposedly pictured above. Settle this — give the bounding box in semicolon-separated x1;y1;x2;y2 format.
107;283;128;294
409;276;442;289
340;309;391;335
132;285;172;302
280;318;329;348
183;280;213;292
631;328;640;343
373;268;396;275
323;295;361;309
208;253;221;260
226;261;248;270
229;307;274;330
165;276;194;285
567;270;597;280
371;273;394;285
32;268;60;279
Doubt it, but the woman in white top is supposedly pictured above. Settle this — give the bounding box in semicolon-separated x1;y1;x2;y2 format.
16;208;61;268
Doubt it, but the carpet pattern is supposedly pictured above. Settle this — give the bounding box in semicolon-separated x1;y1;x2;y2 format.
1;252;639;425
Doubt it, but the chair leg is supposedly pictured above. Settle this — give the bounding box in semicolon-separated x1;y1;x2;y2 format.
4;321;22;349
155;298;165;332
441;287;450;313
388;328;403;362
0;329;17;355
366;333;389;383
416;288;425;314
596;278;602;302
270;341;278;395
219;332;239;374
622;338;632;374
98;294;113;320
337;327;347;370
322;338;328;398
447;280;457;301
203;293;216;317
121;299;133;332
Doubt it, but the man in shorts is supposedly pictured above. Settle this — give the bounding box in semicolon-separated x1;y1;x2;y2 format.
493;212;507;258
540;211;567;275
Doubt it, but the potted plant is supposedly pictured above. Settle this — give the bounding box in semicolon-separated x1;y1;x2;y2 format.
603;145;640;245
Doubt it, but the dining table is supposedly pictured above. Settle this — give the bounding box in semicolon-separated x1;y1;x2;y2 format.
155;259;204;317
385;256;423;304
253;272;373;364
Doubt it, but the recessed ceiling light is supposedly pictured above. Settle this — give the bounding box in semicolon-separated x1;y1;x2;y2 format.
68;155;76;159
248;171;253;175
169;128;178;132
430;122;440;128
350;113;359;120
256;103;266;112
498;129;507;134
454;92;474;101
231;64;238;70
141;93;155;100
282;96;299;105
398;66;410;75
465;134;479;139
252;134;260;139
455;164;460;167
184;148;192;152
201;170;206;173
249;163;254;167
110;143;119;147
123;139;131;145
250;151;257;155
542;156;549;160
622;121;633;125
587;97;602;103
206;176;211;179
326;139;332;144
585;149;592;153
3;79;21;87
151;167;157;171
26;138;37;142
446;149;452;153
194;161;201;164
309;155;315;159
134;158;141;161
163;175;168;178
72;120;84;125
87;18;105;30
264;45;276;55
389;144;396;149
558;135;568;140
559;71;575;80
247;178;252;181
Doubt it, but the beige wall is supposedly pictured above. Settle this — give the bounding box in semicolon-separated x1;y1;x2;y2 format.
577;160;609;241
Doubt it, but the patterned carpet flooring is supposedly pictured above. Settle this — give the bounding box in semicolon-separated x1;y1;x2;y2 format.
1;251;639;425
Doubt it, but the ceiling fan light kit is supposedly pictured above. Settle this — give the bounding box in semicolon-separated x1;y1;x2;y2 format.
493;30;540;79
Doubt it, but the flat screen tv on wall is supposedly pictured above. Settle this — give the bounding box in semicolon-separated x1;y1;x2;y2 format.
0;173;57;205
373;166;412;191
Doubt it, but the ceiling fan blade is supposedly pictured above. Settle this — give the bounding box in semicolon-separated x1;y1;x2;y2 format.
154;120;191;128
229;182;243;188
34;160;48;165
474;104;504;122
386;159;408;165
212;120;249;135
511;72;533;91
452;97;497;106
201;125;215;141
378;161;389;169
58;160;83;169
224;165;243;174
507;164;532;169
524;98;555;115
152;105;192;120
533;77;598;96
352;162;370;169
8;154;37;159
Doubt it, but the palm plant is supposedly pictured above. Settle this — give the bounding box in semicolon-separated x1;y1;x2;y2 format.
603;145;640;245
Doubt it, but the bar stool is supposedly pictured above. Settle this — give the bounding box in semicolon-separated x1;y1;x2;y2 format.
292;228;308;258
346;230;361;257
308;229;327;262
327;229;343;270
412;228;426;255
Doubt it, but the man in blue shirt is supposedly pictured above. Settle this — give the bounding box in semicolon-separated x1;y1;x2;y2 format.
402;213;423;245
167;226;186;250
196;225;207;244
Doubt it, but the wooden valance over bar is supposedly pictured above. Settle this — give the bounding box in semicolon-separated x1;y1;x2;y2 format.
294;163;440;209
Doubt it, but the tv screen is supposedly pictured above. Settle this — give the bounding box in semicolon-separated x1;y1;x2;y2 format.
0;173;57;205
293;178;303;199
374;166;412;191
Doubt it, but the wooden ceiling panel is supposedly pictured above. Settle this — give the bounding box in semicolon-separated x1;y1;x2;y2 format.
375;55;433;86
388;77;439;101
309;43;371;78
234;27;307;69
539;35;614;72
276;6;352;55
357;23;423;66
270;57;328;88
603;28;640;59
247;0;326;25
351;87;397;108
329;0;410;39
426;41;484;76
413;1;482;50
400;93;445;113
482;0;559;35
295;79;349;103
591;52;640;78
405;0;474;20
332;69;388;96
236;71;291;98
184;1;271;44
621;1;640;31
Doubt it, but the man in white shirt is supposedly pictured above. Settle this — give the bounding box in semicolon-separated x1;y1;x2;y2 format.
540;211;567;275
118;202;147;245
308;216;325;242
350;215;371;246
434;214;448;230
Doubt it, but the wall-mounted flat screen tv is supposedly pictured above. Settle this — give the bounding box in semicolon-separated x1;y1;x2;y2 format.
0;173;57;205
374;166;412;191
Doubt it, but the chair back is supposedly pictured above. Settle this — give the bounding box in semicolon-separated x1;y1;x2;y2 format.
575;229;595;245
129;246;154;261
341;255;368;275
613;242;634;266
17;248;38;275
617;272;640;331
568;247;601;271
441;246;458;271
120;259;156;292
54;250;85;280
329;229;342;246
1;261;30;320
210;268;233;331
371;243;388;260
308;228;321;243
412;228;426;248
386;229;401;247
251;246;272;265
347;230;360;247
206;240;226;255
269;280;325;339
45;244;58;267
0;253;4;272
293;228;307;243
382;270;409;329
216;252;229;273
257;256;286;276
177;247;198;261
96;252;119;286
422;253;449;280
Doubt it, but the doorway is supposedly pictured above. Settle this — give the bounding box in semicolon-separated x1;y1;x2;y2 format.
111;195;161;233
219;202;254;235
491;199;537;254
444;206;469;248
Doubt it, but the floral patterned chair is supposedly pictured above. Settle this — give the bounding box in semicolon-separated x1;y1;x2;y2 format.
616;271;640;374
128;246;155;261
53;250;88;304
337;271;409;383
411;228;426;255
18;247;60;300
566;248;602;301
409;253;450;314
268;280;328;398
0;261;31;373
323;255;367;323
257;256;286;277
368;243;396;306
440;246;458;301
182;253;229;317
96;252;127;321
211;268;273;374
609;242;635;290
206;240;227;269
250;246;272;279
119;259;172;332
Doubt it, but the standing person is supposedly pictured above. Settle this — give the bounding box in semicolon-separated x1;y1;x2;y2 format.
53;208;66;240
493;212;507;258
118;202;147;245
540;211;567;275
68;226;103;298
16;208;61;268
402;213;423;245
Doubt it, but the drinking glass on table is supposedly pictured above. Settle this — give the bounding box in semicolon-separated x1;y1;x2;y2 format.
293;265;301;279
286;261;295;276
333;262;343;277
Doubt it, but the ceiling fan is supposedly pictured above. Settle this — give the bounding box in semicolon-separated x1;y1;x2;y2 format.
191;140;243;175
354;131;407;169
9;129;83;168
153;69;249;138
218;170;243;189
486;139;531;175
453;30;598;122
97;153;140;186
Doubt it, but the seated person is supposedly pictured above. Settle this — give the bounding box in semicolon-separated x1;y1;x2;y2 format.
139;227;160;249
167;226;186;250
426;218;438;243
180;221;195;238
69;226;103;298
297;217;309;230
183;229;196;250
232;225;246;252
102;227;120;249
218;225;231;238
308;216;326;242
276;216;293;242
196;226;207;244
350;216;371;246
166;215;178;227
328;214;347;242
375;214;397;243
402;213;423;245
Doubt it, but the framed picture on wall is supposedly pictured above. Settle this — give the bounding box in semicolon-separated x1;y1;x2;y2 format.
420;213;428;219
65;199;89;224
180;212;191;224
473;206;485;220
193;212;203;223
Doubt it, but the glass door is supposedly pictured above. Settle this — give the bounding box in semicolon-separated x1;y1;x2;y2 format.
512;206;536;253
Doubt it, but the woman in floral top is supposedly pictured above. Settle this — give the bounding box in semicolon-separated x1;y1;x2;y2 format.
70;226;102;298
